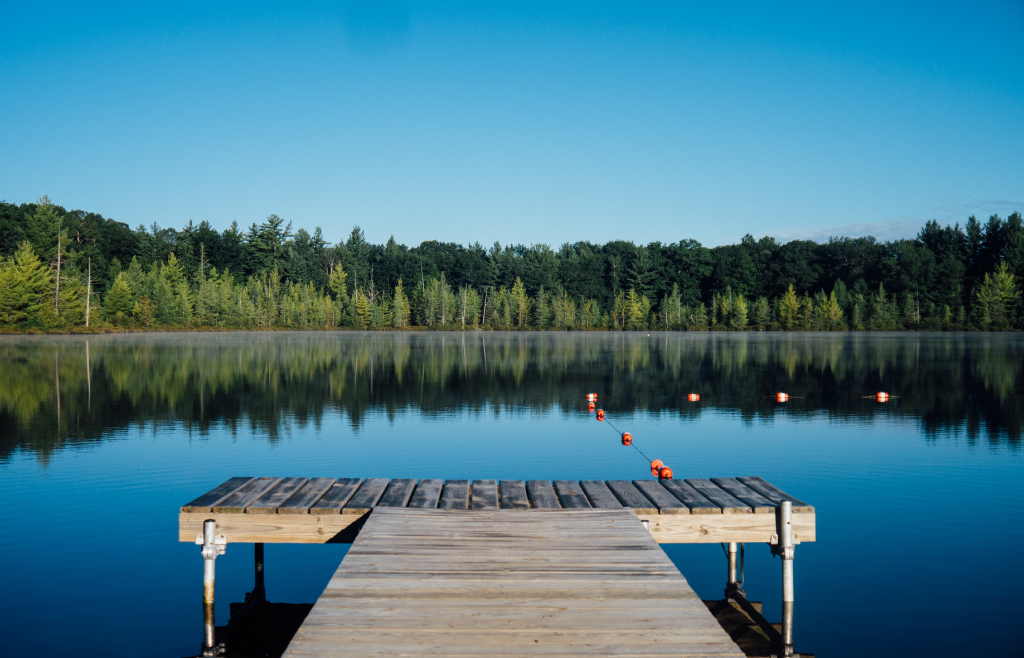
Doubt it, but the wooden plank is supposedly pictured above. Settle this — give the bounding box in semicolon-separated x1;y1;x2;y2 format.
282;509;745;658
553;480;592;509
633;480;689;514
660;478;721;514
641;512;816;544
181;477;254;513
579;480;624;508
438;480;470;509
684;478;752;514
343;478;390;515
278;478;336;514
499;480;530;509
471;479;499;510
179;512;364;543
737;476;815;513
605;480;658;515
310;478;363;514
525;480;561;509
407;479;443;509
246;477;310;514
711;478;777;514
377;479;417;508
213;477;282;513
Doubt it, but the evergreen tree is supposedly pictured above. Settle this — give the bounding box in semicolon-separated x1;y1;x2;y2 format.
0;242;52;326
103;272;135;325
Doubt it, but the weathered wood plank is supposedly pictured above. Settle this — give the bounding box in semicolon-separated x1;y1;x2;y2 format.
343;478;390;515
553;480;592;509
660;478;721;514
181;477;254;513
579;480;624;508
632;480;689;514
279;478;336;514
606;480;658;514
310;479;363;514
641;512;817;544
178;512;364;543
377;479;417;508
438;480;470;509
499;480;530;509
711;478;776;514
407;479;443;509
213;477;282;513
736;476;815;513
247;477;310;514
471;480;499;510
684;478;752;514
525;480;561;509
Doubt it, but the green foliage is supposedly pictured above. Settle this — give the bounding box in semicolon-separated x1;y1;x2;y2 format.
0;242;52;326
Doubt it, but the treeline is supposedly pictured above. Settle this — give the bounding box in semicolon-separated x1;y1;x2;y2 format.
1;196;1022;331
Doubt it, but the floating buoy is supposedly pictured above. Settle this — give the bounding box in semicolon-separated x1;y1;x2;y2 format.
687;393;700;402
876;392;889;402
596;409;605;421
586;393;598;402
776;392;789;402
588;402;595;412
621;432;632;446
650;459;664;477
658;466;673;480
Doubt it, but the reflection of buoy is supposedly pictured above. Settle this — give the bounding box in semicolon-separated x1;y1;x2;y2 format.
596;409;605;421
876;392;889;402
588;402;595;412
650;459;664;476
776;392;789;402
658;466;673;480
687;393;700;402
621;432;632;446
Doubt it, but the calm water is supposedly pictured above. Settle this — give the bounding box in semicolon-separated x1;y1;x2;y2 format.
1;331;1021;657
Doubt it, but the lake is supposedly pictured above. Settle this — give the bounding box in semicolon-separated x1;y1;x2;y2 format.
1;331;1021;657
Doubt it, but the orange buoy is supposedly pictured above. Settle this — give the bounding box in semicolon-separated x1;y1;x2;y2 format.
621;432;632;446
586;393;598;402
687;393;700;402
876;392;889;402
776;392;789;402
596;409;605;421
658;466;673;480
588;402;595;412
650;459;664;476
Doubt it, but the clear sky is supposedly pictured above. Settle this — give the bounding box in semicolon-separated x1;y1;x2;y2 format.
2;1;1022;248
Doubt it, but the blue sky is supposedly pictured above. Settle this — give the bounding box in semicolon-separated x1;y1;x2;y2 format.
2;1;1022;248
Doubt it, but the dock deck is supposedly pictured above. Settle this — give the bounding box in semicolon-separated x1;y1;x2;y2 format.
283;507;745;658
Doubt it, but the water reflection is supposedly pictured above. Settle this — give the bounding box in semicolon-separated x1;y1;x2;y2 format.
2;331;1022;461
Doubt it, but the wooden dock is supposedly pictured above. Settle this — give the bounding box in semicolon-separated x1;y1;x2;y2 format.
282;507;745;658
179;477;815;546
180;476;814;658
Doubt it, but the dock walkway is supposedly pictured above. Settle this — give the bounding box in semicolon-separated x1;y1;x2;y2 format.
283;507;745;658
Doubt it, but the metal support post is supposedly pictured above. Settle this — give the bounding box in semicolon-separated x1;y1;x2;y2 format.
778;501;795;657
196;519;226;657
253;543;266;602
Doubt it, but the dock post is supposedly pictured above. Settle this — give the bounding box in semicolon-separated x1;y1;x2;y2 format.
779;501;795;657
197;519;226;656
254;543;266;602
724;542;745;600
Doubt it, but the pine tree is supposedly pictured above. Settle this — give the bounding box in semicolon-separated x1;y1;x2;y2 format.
510;278;530;327
392;279;409;327
103;272;135;326
731;295;748;330
0;242;52;326
779;285;799;329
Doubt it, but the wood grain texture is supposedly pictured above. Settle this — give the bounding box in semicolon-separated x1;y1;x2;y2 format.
640;512;817;544
407;479;443;509
247;478;310;514
525;480;561;509
710;478;776;514
471;480;499;510
660;479;721;514
553;480;592;509
181;477;254;513
606;480;658;515
279;478;337;514
633;480;689;514
310;479;363;514
343;478;390;515
499;480;530;509
736;476;815;513
214;478;282;513
281;509;745;658
683;479;751;514
377;479;417;508
579;480;624;509
438;480;470;510
178;512;365;543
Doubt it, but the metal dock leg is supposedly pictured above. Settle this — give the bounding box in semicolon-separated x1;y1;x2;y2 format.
254;543;266;602
724;542;745;600
197;519;226;657
778;501;795;657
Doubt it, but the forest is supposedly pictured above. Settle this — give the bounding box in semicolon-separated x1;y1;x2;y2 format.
0;196;1021;332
